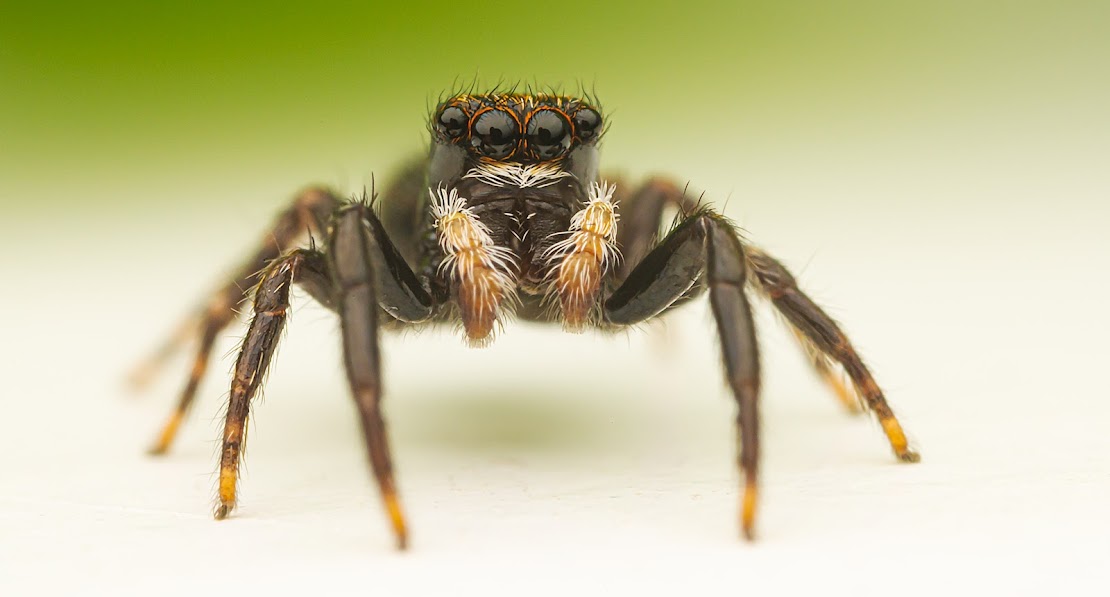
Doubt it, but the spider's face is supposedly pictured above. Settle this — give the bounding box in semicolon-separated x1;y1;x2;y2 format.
427;93;603;193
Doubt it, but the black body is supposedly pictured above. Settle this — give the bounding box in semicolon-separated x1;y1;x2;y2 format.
133;92;919;550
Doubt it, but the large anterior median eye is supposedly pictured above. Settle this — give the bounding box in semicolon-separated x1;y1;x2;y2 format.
471;109;520;159
436;105;468;138
573;107;602;142
525;109;572;160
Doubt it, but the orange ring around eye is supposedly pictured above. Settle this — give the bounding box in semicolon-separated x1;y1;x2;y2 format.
436;101;470;140
468;107;523;160
570;105;602;144
524;107;573;162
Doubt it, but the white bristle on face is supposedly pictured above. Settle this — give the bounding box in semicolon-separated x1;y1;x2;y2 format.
462;162;574;189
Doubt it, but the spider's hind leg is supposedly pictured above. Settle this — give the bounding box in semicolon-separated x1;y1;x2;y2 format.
789;327;865;414
140;187;340;455
746;247;920;463
377;156;432;266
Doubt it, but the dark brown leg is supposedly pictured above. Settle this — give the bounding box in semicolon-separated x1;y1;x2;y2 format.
214;248;328;519
605;210;762;540
378;156;432;266
328;202;433;550
789;328;865;414
142;187;340;455
612;176;700;283
146;308;221;455
746;248;920;463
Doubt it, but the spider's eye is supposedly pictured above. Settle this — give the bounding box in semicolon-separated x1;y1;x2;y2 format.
471;109;520;159
525;109;572;160
436;105;468;138
573;108;602;142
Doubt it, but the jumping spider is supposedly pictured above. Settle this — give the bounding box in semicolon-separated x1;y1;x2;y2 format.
133;90;920;550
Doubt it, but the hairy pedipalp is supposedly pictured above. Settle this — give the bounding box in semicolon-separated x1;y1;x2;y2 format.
429;186;517;344
542;181;621;330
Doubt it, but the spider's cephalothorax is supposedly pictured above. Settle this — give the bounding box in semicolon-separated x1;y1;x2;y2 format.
134;89;920;551
423;93;614;341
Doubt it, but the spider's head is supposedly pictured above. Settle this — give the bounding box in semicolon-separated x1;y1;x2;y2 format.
427;92;604;194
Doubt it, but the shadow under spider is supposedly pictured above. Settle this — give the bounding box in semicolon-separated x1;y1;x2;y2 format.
390;385;638;458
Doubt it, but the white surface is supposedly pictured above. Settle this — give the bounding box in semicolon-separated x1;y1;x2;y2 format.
3;107;1109;594
3;198;1108;596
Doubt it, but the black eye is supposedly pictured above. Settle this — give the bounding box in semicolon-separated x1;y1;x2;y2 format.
526;110;572;160
573;108;602;142
471;109;520;159
436;105;468;138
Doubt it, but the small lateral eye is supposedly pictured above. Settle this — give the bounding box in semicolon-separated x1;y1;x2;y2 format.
525;109;572;160
471;109;520;159
436;105;468;138
573;108;602;142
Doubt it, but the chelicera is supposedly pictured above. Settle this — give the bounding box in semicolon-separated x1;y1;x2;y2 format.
133;90;919;550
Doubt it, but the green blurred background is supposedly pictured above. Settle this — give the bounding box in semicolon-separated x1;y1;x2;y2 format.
1;0;1107;372
3;4;1109;584
2;0;1107;359
3;0;1106;220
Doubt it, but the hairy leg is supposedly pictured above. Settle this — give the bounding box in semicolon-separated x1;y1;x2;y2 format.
613;176;889;417
746;247;920;462
214;248;327;518
789;327;865;414
328;201;434;550
142;187;340;454
611;176;699;283
377;156;432;266
605;209;763;540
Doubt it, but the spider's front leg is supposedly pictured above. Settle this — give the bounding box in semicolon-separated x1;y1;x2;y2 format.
215;200;433;551
324;202;434;549
214;248;331;518
604;209;764;540
612;177;863;413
